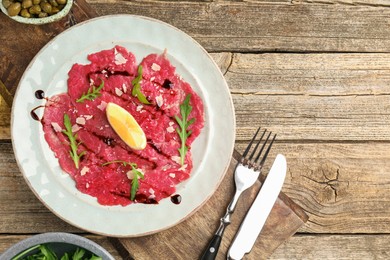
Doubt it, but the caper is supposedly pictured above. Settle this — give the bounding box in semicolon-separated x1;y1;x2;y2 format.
50;5;59;14
21;0;32;8
7;2;21;16
38;11;48;17
28;4;41;14
56;0;65;5
48;0;57;6
20;8;31;17
32;0;40;5
2;0;12;9
40;1;51;13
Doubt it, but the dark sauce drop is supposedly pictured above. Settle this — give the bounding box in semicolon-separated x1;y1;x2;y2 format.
171;194;182;205
35;90;45;99
30;105;44;121
135;194;159;204
162;79;173;89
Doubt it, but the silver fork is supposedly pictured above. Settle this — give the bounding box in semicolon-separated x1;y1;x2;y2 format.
200;127;276;260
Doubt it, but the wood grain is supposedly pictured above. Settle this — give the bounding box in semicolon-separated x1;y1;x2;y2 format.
271;234;390;259
88;0;390;53
5;140;390;236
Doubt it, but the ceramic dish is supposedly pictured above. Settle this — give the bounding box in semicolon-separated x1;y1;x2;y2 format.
0;0;73;25
11;14;235;237
0;232;114;259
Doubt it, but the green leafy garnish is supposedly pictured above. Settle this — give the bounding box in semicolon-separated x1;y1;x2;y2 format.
103;160;144;200
175;94;195;166
76;80;104;103
11;244;102;260
131;65;150;104
62;114;85;169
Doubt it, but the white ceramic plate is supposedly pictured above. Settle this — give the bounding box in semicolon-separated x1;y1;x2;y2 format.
11;15;235;237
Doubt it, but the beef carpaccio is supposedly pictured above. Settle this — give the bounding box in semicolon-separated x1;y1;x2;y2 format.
41;46;204;206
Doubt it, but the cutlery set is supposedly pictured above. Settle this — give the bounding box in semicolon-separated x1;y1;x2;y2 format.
200;127;287;260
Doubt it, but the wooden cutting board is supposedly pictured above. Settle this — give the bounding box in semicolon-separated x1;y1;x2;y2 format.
0;1;308;259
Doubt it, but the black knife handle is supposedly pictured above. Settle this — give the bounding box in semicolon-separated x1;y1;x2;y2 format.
200;234;222;260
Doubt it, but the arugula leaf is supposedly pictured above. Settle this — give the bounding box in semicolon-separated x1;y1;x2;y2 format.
62;114;86;169
103;161;144;200
76;80;104;103
131;65;150;104
175;94;195;165
71;248;85;260
39;245;57;260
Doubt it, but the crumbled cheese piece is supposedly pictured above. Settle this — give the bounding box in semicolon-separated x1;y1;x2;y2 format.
150;76;155;82
136;105;143;112
179;164;188;171
72;124;81;133
51;122;62;132
115;87;123;96
148;194;156;199
86;183;90;189
97;101;107;111
149;188;155;194
171;156;181;164
76;116;86;125
114;48;128;65
89;78;95;86
84;115;93;120
126;170;134;180
122;83;127;93
156;95;163;107
151;63;161;71
166;121;175;133
126;169;144;180
80;166;89;176
169;173;176;178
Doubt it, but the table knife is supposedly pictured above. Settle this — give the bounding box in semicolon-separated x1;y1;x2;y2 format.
227;154;287;260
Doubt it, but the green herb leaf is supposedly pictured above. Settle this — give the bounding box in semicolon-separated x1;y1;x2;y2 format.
102;161;144;200
131;65;150;104
175;94;195;165
62;114;85;169
71;248;85;260
40;245;57;260
76;80;104;103
61;253;70;260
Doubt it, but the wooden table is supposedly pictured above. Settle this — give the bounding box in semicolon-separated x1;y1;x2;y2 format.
2;0;390;259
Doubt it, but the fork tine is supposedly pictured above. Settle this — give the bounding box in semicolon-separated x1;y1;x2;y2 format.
256;133;276;166
241;127;261;159
248;129;267;161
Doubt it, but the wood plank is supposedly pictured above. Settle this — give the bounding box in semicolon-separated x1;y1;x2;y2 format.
89;0;390;53
4;140;390;235
0;235;121;259
3;52;390;141
271;234;390;259
235;142;390;234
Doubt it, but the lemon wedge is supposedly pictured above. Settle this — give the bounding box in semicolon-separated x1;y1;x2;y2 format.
106;102;146;150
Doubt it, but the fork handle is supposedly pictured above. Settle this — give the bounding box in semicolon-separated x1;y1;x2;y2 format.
200;234;222;260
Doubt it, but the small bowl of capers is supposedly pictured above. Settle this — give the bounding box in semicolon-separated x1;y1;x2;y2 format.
0;0;73;24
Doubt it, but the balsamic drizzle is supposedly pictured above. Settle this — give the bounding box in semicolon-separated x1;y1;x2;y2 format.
171;194;182;205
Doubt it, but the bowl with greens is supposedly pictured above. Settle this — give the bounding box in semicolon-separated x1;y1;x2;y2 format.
0;232;114;260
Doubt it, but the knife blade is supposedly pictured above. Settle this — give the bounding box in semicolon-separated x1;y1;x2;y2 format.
227;154;287;260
